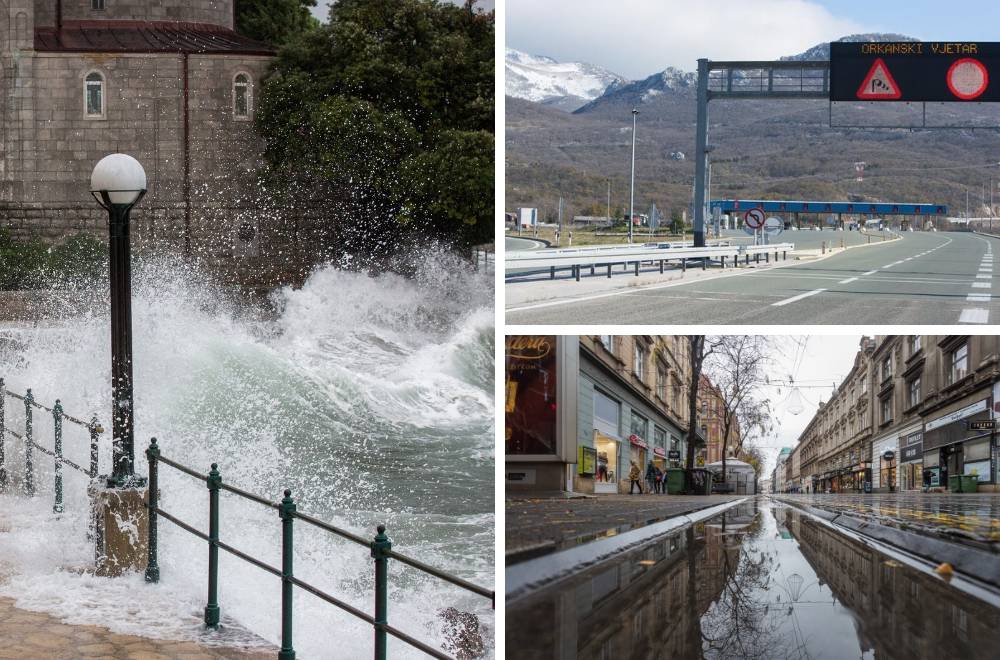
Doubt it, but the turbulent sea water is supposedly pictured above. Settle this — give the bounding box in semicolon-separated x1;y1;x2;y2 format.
0;251;495;658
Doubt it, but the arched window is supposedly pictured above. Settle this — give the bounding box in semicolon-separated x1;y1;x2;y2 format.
85;72;105;118
233;73;252;120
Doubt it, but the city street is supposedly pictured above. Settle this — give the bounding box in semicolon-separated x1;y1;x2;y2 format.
507;231;1000;324
506;497;1000;659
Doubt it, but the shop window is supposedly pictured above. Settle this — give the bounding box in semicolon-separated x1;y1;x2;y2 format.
505;335;558;455
948;342;968;384
233;73;253;120
593;390;620;437
633;342;646;380
84;72;105;118
907;376;921;407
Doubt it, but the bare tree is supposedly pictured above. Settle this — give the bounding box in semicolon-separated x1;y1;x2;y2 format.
684;335;719;491
705;336;778;486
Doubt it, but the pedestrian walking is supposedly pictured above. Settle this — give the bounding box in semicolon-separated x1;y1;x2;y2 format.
654;466;664;494
645;461;656;494
629;462;642;494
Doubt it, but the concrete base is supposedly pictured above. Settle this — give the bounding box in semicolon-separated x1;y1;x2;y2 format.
88;483;149;577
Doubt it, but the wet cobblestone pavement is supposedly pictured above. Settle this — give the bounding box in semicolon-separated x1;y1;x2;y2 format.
506;494;745;561
774;493;1000;551
0;596;274;659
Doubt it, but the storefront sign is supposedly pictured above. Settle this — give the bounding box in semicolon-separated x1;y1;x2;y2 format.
969;420;996;431
883;450;895;461
653;447;666;457
925;399;988;431
900;443;922;462
505;335;553;361
668;450;681;459
629;434;648;449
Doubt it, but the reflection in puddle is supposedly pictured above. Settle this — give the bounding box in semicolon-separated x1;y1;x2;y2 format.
506;499;1000;659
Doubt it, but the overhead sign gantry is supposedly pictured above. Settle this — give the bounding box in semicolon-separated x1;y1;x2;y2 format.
691;43;1000;247
831;42;1000;102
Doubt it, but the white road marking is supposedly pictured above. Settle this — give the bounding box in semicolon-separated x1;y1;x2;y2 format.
977;274;992;279
863;270;878;276
772;289;828;307
967;294;991;302
839;277;859;284
959;309;989;324
972;282;992;288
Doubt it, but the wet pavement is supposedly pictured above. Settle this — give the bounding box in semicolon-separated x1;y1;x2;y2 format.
506;498;1000;659
506;494;745;562
774;493;1000;550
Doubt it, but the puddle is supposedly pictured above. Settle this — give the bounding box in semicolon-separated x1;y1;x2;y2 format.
506;498;1000;659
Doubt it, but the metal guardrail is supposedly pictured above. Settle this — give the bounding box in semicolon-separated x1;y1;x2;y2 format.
506;242;796;280
0;378;103;512
145;439;494;660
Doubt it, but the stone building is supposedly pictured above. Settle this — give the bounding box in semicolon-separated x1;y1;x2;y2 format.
0;1;278;267
797;337;875;494
791;335;1000;494
505;335;704;494
696;374;740;466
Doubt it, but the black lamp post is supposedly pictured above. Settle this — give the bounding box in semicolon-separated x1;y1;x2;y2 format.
91;154;148;488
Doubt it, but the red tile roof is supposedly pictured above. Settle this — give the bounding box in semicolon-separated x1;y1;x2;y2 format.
35;21;276;56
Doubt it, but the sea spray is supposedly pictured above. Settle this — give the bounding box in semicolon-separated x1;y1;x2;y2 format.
0;250;494;658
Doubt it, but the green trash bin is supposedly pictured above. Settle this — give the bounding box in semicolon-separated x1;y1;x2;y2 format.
665;468;685;494
948;475;961;493
960;475;979;493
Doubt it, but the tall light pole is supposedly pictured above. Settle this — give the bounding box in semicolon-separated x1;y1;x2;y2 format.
91;154;147;488
606;178;611;226
629;108;639;244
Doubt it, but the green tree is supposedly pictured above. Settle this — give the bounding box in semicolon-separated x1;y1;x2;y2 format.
236;0;319;46
257;0;495;248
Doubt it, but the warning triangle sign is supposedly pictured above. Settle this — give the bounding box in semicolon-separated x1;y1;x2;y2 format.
856;58;902;100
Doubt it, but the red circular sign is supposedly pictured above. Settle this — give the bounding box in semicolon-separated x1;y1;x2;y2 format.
947;58;989;100
744;208;765;229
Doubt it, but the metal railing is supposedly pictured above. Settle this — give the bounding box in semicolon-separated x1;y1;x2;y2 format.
506;242;796;281
145;438;494;660
0;378;103;512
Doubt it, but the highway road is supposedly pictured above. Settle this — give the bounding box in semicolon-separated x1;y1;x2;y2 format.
507;231;1000;325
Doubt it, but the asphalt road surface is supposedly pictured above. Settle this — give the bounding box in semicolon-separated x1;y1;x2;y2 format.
507;231;1000;325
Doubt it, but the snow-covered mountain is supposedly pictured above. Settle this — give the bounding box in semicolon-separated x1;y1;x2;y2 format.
575;67;697;114
781;33;918;61
505;48;628;111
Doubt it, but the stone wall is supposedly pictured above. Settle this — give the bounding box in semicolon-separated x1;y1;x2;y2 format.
34;0;234;28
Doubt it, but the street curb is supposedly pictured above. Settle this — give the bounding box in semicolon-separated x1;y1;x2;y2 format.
773;497;1000;590
506;497;747;604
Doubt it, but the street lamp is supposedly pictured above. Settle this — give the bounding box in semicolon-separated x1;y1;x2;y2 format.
629;108;639;244
91;154;147;488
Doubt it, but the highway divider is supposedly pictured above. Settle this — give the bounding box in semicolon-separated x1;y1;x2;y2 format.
506;242;796;281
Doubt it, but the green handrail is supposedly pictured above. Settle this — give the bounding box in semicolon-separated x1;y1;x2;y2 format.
145;439;494;660
0;380;103;511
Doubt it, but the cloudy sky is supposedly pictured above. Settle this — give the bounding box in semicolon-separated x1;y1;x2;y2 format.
752;335;864;476
507;0;1000;78
311;0;494;21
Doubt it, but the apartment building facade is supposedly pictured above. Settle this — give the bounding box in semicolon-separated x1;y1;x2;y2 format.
505;335;703;494
791;335;1000;494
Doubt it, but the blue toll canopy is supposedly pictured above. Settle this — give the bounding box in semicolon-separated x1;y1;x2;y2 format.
710;200;948;215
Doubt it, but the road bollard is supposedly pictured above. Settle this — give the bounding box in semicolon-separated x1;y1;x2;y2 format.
373;525;392;660
549;266;555;280
702;258;706;271
607;264;612;278
745;254;749;266
53;400;63;514
659;260;664;274
279;490;296;660
590;265;595;276
682;259;687;273
205;463;221;629
24;389;34;496
145;438;160;583
634;261;639;276
766;252;770;263
574;265;580;282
